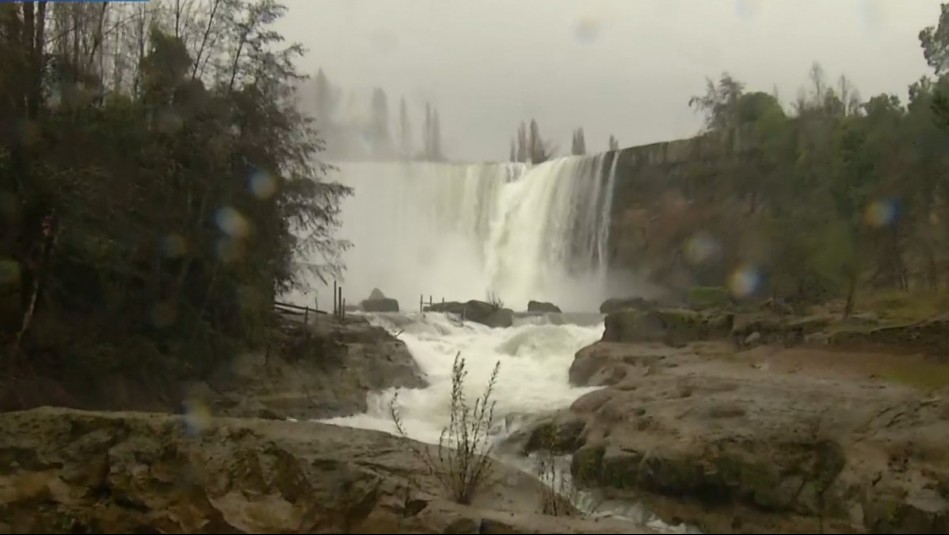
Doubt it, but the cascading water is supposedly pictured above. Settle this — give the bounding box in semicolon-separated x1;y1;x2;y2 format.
321;312;603;441
320;311;697;534
288;154;621;312
286;154;696;533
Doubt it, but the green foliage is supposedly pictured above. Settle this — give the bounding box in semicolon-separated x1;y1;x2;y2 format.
664;10;949;307
687;286;731;310
0;1;351;382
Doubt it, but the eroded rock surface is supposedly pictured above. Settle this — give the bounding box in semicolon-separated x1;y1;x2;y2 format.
0;408;653;534
520;313;949;534
201;312;426;420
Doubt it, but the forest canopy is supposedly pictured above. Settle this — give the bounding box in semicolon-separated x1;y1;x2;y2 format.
0;0;350;383
619;5;949;313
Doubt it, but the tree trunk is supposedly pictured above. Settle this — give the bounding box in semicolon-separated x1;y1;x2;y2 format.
28;1;46;120
843;270;857;319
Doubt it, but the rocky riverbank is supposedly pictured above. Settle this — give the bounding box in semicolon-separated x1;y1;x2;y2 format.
1;310;426;420
510;305;949;534
0;407;653;534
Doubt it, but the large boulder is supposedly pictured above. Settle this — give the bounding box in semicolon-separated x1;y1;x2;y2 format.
0;408;653;534
361;298;400;312
361;288;400;312
568;342;676;387
427;300;514;328
527;300;562;313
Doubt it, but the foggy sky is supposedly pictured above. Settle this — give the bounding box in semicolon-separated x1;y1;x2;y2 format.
276;0;944;162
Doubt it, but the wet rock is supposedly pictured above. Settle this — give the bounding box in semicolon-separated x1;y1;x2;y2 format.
527;300;561;313
362;288;400;312
557;325;949;533
523;417;586;454
599;297;660;314
428;300;514;328
602;309;732;345
828;315;949;355
569;342;672;387
0;408;653;534
206;314;426;420
744;331;762;347
362;298;400;312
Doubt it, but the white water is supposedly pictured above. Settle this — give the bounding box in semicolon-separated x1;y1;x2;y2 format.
319;311;699;534
289;154;624;312
287;156;696;532
322;312;604;444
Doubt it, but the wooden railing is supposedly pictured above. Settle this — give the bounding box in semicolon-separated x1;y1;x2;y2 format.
274;280;347;324
419;294;446;313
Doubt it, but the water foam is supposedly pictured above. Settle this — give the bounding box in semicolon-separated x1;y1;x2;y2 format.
321;312;604;444
318;312;699;534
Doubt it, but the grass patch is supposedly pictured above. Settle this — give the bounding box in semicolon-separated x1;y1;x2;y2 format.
856;290;949;322
687;286;731;310
881;363;949;391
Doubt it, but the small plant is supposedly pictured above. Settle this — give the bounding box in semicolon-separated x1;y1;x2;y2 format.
486;290;504;311
537;452;579;516
531;422;604;517
390;351;501;505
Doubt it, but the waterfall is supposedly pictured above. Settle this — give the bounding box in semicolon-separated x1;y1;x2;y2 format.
292;154;620;312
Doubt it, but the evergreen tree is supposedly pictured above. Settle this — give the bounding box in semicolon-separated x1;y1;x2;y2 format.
399;97;411;157
608;134;619;151
370;87;391;156
572;128;587;155
431;107;443;160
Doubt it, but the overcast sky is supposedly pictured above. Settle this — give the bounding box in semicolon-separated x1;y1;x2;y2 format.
276;0;944;162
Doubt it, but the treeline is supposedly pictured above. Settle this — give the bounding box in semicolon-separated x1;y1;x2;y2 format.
619;5;949;312
507;121;619;163
304;68;445;161
0;1;350;384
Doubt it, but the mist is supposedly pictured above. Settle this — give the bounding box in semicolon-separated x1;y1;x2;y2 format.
277;0;941;162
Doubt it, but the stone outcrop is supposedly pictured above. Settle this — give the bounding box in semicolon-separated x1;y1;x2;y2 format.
602;308;733;346
0;311;425;419
427;300;514;328
0;408;653;534
361;288;401;312
827;315;949;355
599;297;660;314
522;314;949;534
527;300;562;313
596;304;949;356
201;312;426;420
